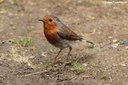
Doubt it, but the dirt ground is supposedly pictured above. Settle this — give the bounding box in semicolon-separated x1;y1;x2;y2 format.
0;0;128;85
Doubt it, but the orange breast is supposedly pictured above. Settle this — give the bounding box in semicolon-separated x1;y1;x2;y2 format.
44;27;57;45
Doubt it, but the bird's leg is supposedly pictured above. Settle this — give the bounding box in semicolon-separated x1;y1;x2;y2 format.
54;48;63;61
66;46;72;61
62;46;72;67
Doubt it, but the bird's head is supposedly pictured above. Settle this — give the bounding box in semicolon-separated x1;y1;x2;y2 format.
39;15;61;28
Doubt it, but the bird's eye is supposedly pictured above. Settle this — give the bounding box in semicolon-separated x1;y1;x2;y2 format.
49;19;53;22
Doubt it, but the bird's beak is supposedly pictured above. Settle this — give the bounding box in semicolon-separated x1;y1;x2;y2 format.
38;19;43;22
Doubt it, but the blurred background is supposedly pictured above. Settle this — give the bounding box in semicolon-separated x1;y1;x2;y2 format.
0;0;128;85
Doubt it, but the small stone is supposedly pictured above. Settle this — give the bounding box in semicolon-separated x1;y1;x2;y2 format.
112;39;118;43
41;52;46;57
83;63;88;67
120;63;126;67
108;36;113;39
111;43;120;48
125;46;128;49
30;56;35;58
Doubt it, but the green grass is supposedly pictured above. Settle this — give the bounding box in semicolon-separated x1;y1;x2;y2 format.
70;61;86;74
42;60;86;74
65;0;104;5
13;37;32;47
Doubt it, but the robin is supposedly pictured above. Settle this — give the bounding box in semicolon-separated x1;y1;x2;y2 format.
39;15;94;61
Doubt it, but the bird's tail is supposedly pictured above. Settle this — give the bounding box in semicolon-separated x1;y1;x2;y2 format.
81;38;95;48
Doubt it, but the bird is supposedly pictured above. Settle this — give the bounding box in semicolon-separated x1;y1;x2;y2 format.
39;15;94;61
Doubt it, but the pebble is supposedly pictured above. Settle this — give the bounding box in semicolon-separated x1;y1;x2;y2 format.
111;43;120;48
125;46;128;49
83;63;88;67
112;39;118;43
108;36;113;39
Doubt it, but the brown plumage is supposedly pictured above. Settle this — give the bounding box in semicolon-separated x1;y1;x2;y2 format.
39;15;88;61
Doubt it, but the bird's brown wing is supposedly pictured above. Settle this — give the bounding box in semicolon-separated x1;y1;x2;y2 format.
57;23;82;41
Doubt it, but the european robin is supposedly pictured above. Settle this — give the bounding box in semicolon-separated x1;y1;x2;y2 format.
39;15;94;61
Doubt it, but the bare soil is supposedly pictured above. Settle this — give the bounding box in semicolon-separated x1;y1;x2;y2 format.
0;0;128;85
